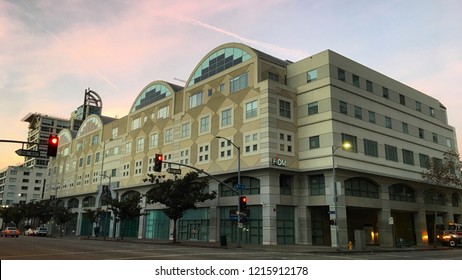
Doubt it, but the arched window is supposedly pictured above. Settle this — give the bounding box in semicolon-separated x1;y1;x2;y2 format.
121;190;140;200
220;176;260;197
56;200;65;208
68;198;79;208
345;177;379;198
82;196;96;208
452;193;460;207
388;184;416;202
424;190;446;205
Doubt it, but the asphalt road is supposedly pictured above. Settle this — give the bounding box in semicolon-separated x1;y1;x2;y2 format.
1;235;461;260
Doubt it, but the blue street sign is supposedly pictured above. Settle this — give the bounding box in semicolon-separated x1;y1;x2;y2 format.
234;183;245;190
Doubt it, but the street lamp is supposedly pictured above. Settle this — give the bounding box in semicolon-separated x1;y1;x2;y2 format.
332;141;351;251
215;136;242;247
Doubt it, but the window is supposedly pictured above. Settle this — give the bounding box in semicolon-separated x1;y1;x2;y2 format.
354;106;362;119
131;117;141;130
199;116;210;134
364;139;378;157
309;175;325;195
112;127;118;139
338;68;345;81
416;101;422;112
218;138;233;160
197;143;210;164
339;101;348;114
402;122;409;134
79;157;84;168
219;83;225;92
430;107;435;117
419;128;424;139
278;131;293;154
134;160;143;175
230;72;248;93
158;106;169;119
279;100;291;118
92;135;99;145
221;108;232;127
189;92;203;108
389;184;415;202
432;133;438;143
399;94;406;105
179;148;190;165
385;117;392;129
345;178;379;198
366;80;373;93
125;142;132;154
164;128;173;143
382;87;389;99
208;88;212;96
368;111;376;123
245;100;258;119
419;153;430;168
308;102;318;115
136;137;144;152
352;74;360;87
181;123;190;139
86;155;91;165
341;133;357;153
385;144;398;161
279;174;293;195
268;72;279;82
244;132;259;154
309;136;320;149
95;152;100;163
402;149;414;165
150;133;158;147
307;69;318;82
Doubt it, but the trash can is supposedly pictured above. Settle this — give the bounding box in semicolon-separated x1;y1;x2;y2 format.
220;235;227;246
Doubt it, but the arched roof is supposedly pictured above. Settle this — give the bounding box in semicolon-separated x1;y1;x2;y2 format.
76;115;103;138
130;81;182;113
186;43;255;87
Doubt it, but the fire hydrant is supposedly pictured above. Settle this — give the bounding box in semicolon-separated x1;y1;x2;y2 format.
347;241;353;251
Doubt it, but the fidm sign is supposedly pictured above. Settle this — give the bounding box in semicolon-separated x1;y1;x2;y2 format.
272;157;286;167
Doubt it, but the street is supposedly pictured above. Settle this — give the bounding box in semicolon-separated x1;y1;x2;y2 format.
1;236;461;260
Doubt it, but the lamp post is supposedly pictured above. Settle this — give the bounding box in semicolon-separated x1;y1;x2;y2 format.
215;136;241;247
332;142;351;251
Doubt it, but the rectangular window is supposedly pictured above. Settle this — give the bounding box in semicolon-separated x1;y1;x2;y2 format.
125;142;132;154
368;111;376;123
416;101;422;112
279;100;291;118
112;127;118;139
338;68;345;81
199;116;210;134
131;117;141;130
218;139;233;160
189;92;203;108
308;102;318;115
385;117;392;129
341;133;357;153
364;139;378;157
268;72;280;82
419;128;424;139
150;133;158;147
419;153;430;168
366;80;373;93
382;87;389;99
136;137;144;152
244;132;259;154
432;133;438;143
399;94;406;105
352;74;360;87
307;69;318;82
354;106;362;119
221;108;232;127
402;122;409;134
158;106;169;119
197;143;210;164
385;145;398;161
87;154;92;165
402;149;414;165
279;174;293;195
430;107;435;117
181;123;190;139
309;175;325;195
309;136;320;149
230;72;248;93
245;100;258;119
164;128;173;143
339;101;348;115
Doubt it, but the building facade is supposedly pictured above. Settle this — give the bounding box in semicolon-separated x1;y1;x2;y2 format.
0;165;46;207
46;43;461;247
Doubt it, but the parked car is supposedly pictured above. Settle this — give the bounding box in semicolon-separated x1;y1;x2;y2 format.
34;227;48;236
442;223;462;247
1;227;21;238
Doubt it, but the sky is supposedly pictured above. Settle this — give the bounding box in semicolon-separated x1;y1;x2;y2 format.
1;0;461;169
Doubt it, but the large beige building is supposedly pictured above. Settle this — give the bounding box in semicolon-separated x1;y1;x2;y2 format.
46;42;461;248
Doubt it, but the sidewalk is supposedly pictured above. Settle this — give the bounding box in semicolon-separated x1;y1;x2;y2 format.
74;235;451;254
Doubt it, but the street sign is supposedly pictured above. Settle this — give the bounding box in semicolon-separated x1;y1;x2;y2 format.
167;168;181;175
234;183;245;190
15;149;40;157
328;211;336;215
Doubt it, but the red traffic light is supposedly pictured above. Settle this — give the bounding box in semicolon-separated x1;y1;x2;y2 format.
47;135;59;157
154;153;163;172
239;196;247;211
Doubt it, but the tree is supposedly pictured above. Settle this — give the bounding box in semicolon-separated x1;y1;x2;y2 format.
104;192;143;240
83;208;106;237
422;149;462;246
54;206;77;237
144;171;216;243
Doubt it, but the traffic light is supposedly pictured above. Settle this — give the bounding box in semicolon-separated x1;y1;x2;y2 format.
47;135;59;157
154;153;163;172
239;196;247;212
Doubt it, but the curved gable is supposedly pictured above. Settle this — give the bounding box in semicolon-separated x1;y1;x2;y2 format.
58;129;74;146
76;115;103;138
187;44;254;87
130;81;176;113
